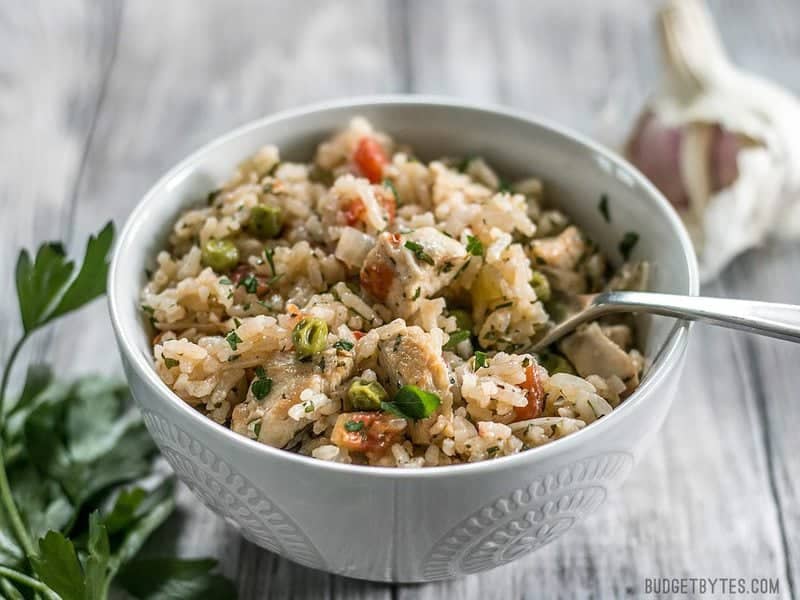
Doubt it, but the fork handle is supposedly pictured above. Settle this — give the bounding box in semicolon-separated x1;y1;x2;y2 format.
592;291;800;344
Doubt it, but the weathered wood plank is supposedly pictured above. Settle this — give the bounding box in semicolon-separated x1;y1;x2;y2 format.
0;0;121;383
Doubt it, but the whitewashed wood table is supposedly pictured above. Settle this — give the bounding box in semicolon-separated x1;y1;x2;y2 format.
2;1;798;598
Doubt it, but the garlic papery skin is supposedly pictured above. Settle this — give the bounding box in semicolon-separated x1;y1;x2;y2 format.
625;0;800;281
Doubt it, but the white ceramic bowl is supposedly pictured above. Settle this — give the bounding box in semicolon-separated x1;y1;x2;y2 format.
109;96;699;582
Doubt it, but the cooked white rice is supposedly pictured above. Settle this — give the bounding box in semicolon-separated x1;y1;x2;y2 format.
142;117;648;467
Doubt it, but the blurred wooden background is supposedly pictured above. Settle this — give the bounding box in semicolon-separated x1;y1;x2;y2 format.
1;1;798;598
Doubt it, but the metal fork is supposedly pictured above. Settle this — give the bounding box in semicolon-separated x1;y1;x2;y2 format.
528;291;800;351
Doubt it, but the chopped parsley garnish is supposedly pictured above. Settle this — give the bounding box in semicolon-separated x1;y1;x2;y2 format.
619;231;640;261
233;317;241;328
252;420;262;437
598;194;611;223
333;340;354;351
466;235;484;257
381;385;441;420
207;188;222;204
239;273;259;294
304;402;315;413
383;178;399;203
141;304;154;315
404;240;434;265
474;351;488;369
226;330;243;351
162;354;179;369
219;276;233;285
251;367;273;400
457;156;474;173
487;446;500;456
443;329;471;350
413;286;421;300
498;180;512;193
344;420;365;433
264;246;277;276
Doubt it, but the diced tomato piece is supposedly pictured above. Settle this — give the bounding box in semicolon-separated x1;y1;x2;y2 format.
343;198;366;226
353;137;388;183
360;260;394;302
331;412;405;458
352;330;365;340
514;364;545;421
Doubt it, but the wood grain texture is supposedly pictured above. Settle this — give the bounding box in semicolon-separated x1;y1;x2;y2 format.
0;1;798;599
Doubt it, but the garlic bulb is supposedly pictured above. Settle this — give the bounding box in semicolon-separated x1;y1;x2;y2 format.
625;0;800;281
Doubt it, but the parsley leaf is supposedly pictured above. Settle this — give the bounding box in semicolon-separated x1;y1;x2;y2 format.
344;420;365;433
383;178;399;203
15;243;73;333
116;558;236;600
238;273;258;294
380;385;441;420
465;235;484;257
251;368;272;401
1;226;236;600
15;222;113;334
443;329;471;350
474;351;488;369
264;247;277;276
404;240;434;265
30;530;86;600
598;194;611;223
226;331;243;351
619;231;640;261
49;222;114;321
333;340;354;351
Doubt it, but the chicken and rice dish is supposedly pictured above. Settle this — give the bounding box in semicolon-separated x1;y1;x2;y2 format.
141;118;649;467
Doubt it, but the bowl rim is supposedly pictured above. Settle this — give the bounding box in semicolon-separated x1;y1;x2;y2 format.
108;94;700;479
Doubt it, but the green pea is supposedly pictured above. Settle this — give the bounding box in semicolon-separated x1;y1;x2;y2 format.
347;379;388;411
201;238;239;272
449;308;473;332
292;317;328;358
247;205;284;239
530;270;551;302
538;352;575;375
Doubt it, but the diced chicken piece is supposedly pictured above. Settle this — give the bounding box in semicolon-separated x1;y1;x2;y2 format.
375;325;453;443
360;227;468;308
539;266;587;295
231;348;355;448
377;326;450;396
559;323;637;380
601;324;633;350
606;260;650;292
531;225;585;270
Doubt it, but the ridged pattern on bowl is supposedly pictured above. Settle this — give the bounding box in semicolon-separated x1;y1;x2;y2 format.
141;410;325;569
423;452;633;579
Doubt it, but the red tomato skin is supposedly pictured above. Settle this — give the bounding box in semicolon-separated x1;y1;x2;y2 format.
353;137;388;184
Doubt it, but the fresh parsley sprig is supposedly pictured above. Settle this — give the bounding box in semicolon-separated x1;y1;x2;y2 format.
0;224;235;599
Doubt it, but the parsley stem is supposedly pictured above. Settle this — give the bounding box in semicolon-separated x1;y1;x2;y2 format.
0;566;58;599
0;334;37;561
0;335;26;423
